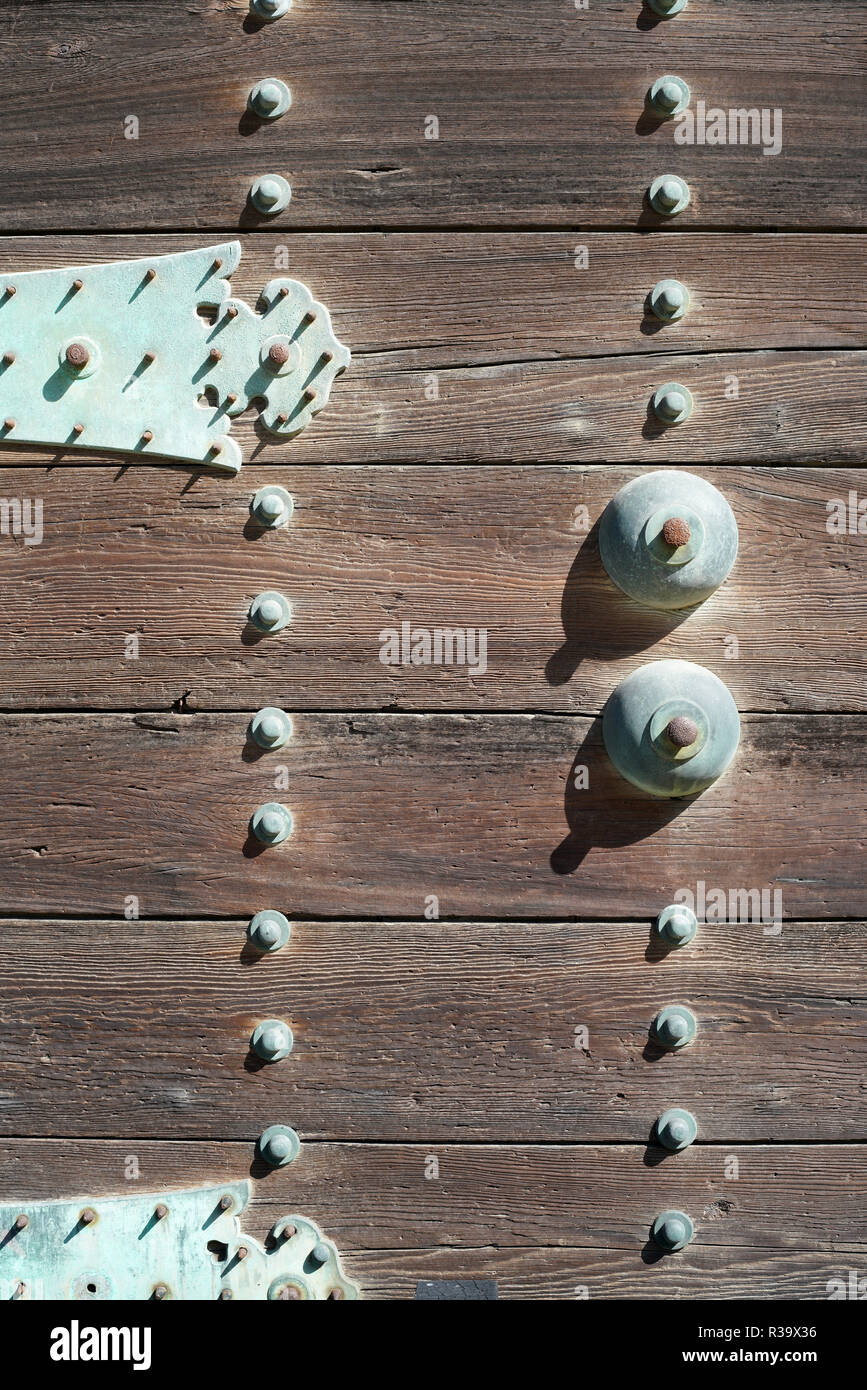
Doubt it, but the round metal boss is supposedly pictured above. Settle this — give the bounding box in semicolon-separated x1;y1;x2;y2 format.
249;174;292;216
603;660;740;797
250;801;294;845
598;470;738;610
647;0;688;17
655;1108;698;1151
248;78;292;121
651;1209;694;1252
650;1005;697;1051
249;706;294;750
248;591;292;633
649;278;690;322
258;1125;300;1167
649;173;691;217
656;903;698;948
647;75;690;118
250;485;294;529
247;910;292;952
251;1018;294;1062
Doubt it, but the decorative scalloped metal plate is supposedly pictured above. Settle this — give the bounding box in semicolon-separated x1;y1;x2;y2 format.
0;241;349;473
0;1181;358;1300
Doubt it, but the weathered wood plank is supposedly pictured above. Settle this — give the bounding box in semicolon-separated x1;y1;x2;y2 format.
0;1141;863;1299
0;351;864;465
0;466;864;713
0;713;863;919
0;919;862;1140
0;2;863;230
0;234;863;366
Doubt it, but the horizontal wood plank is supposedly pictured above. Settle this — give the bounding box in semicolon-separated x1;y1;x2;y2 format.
0;466;864;712
0;233;863;367
0;919;863;1140
0;1141;863;1298
0;713;863;919
0;2;863;230
1;350;864;466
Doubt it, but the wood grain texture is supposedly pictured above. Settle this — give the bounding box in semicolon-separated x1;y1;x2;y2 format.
0;233;864;366
0;713;864;919
0;1141;863;1299
0;465;864;713
0;919;862;1141
0;2;863;230
0;350;864;466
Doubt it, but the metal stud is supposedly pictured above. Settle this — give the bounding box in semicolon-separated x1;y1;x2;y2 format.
2;351;14;365
248;590;292;633
247;909;292;952
649;173;691;217
248;78;292;121
249;706;294;750
598;471;738;610
250;801;294;845
603;660;740;797
152;1283;169;1300
251;0;293;18
647;0;688;15
655;1107;698;1151
649;277;690;322
651;1209;694;1251
154;1203;169;1221
651;381;693;424
79;1207;97;1226
13;1214;29;1231
656;903;698;948
250;1018;294;1062
257;1124;301;1167
650;1005;697;1051
250;484;294;529
250;174;292;216
3;418;15;431
65;342;90;369
647;75;690;118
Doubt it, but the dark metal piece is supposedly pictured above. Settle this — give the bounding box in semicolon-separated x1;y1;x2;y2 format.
3;418;15;430
666;715;699;748
72;279;84;292
662;516;691;548
268;341;290;367
209;347;222;363
79;1208;97;1226
154;1203;168;1221
2;351;14;364
72;423;85;436
65;342;90;368
141;430;153;443
13;1214;29;1231
145;268;157;283
152;1283;169;1299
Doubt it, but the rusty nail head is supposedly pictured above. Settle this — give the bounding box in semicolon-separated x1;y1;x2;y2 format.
226;392;239;405
268;341;290;367
5;286;16;296
662;517;691;548
667;715;699;748
276;412;288;424
153;1283;169;1300
219;1194;234;1211
154;1203;168;1220
73;423;85;436
2;351;14;364
14;1214;29;1230
66;342;89;368
72;278;84;291
282;1224;296;1241
143;350;156;364
145;268;157;282
213;258;223;271
277;1285;302;1300
4;418;15;430
278;286;289;299
80;1208;97;1226
237;1246;249;1261
141;430;153;443
226;305;239;319
209;347;222;362
219;1289;233;1300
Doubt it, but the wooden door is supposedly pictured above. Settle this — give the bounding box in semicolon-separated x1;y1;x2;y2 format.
0;0;864;1301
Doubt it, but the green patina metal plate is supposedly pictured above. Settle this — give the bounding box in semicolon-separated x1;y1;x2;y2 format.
0;1181;358;1300
0;241;349;474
